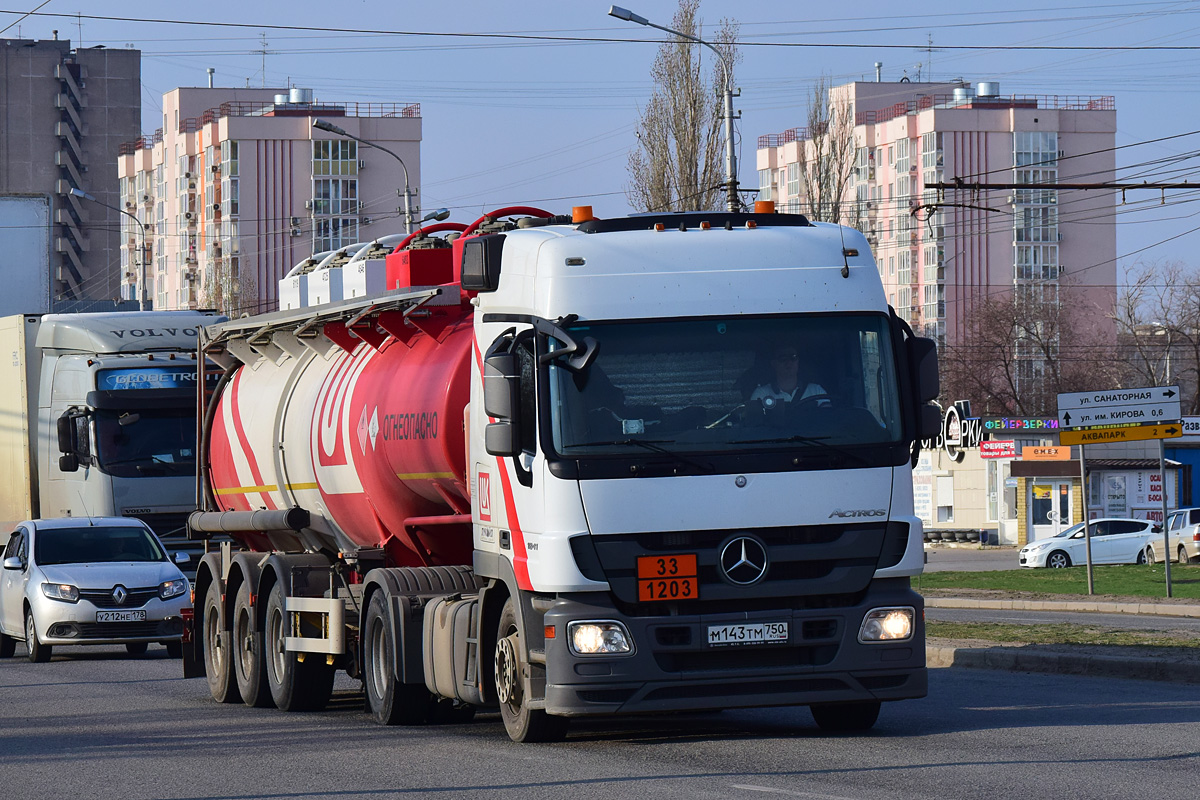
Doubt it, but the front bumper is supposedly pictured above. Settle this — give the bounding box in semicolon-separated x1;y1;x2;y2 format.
1018;550;1046;568
541;580;926;716
30;596;188;645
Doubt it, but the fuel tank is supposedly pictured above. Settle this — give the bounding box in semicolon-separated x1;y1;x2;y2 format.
206;309;474;567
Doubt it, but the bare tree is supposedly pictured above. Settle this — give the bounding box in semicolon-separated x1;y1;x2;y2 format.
794;76;859;226
626;0;739;212
202;259;254;317
1113;260;1200;412
941;286;1119;416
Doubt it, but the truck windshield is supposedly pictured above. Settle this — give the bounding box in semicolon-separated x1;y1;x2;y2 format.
35;525;166;566
93;408;196;478
548;314;903;456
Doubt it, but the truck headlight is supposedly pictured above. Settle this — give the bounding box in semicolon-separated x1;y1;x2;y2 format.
159;579;188;600
858;607;915;643
568;621;633;655
41;583;79;603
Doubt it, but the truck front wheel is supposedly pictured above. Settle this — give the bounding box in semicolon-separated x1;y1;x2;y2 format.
203;580;241;703
364;590;430;725
494;598;568;743
263;581;334;712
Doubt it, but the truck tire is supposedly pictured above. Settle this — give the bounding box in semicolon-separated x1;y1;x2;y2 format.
810;700;881;732
203;580;241;704
363;590;431;725
495;598;568;743
233;581;273;708
0;627;15;658
264;581;335;712
25;610;51;663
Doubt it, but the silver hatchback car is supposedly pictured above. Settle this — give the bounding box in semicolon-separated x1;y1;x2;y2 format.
0;517;190;662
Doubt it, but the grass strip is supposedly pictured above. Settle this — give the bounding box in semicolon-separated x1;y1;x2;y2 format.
927;620;1200;649
917;563;1200;600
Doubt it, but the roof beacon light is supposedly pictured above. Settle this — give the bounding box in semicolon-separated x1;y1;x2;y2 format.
754;200;776;214
572;205;595;223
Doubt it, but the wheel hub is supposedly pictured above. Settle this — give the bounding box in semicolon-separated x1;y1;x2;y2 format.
494;633;521;705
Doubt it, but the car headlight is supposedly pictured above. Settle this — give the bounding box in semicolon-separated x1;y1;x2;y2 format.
159;578;188;600
568;621;633;655
858;607;914;643
41;582;79;603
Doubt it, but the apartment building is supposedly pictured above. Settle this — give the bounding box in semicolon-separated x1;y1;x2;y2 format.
757;79;1117;350
0;37;140;313
118;87;421;313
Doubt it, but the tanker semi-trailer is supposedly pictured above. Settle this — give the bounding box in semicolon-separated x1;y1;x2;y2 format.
183;205;941;742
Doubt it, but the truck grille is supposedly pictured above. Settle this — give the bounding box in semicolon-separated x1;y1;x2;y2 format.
575;522;909;611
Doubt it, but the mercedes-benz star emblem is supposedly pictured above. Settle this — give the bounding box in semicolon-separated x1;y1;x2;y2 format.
112;585;128;605
719;536;769;585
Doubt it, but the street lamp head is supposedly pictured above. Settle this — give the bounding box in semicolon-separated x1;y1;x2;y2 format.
422;208;451;223
68;187;98;203
312;118;349;137
608;5;649;25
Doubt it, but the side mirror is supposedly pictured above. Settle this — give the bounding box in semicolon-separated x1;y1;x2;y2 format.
460;234;506;292
484;420;520;457
59;453;79;473
483;352;518;419
2;556;23;570
918;403;942;440
910;337;940;403
173;552;191;565
1152;525;1163;533
56;414;75;454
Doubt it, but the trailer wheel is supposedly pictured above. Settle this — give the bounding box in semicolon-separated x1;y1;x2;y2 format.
264;581;334;712
364;590;431;725
495;598;568;743
203;580;241;704
233;582;273;708
810;700;881;732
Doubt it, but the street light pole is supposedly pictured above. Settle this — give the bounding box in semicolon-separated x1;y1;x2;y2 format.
312;118;415;234
609;5;739;212
70;187;145;310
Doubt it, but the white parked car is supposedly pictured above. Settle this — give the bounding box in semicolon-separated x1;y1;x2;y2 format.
0;517;190;662
1146;507;1200;565
1019;518;1160;569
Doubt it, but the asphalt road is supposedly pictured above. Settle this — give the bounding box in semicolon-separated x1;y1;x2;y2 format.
2;644;1199;800
923;546;1019;572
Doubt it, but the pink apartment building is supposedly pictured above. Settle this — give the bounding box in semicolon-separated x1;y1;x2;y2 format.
757;80;1117;357
117;87;420;313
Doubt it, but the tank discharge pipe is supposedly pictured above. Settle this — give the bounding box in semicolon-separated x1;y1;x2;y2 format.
188;508;311;534
461;206;555;237
391;222;469;254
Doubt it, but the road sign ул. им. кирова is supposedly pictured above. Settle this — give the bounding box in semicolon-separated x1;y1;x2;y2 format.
1056;385;1182;445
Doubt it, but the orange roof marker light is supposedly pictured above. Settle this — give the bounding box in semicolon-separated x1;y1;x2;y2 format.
746;220;758;229
654;222;666;232
699;221;711;230
572;205;595;223
754;200;776;214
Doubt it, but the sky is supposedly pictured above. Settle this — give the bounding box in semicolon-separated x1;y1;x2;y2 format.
4;0;1200;281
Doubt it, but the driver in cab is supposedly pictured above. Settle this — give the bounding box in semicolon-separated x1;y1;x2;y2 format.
750;344;827;411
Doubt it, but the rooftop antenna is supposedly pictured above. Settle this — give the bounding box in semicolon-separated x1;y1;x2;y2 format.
76;11;82;47
257;32;276;88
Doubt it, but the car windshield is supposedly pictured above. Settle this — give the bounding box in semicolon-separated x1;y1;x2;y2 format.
34;526;165;566
1054;523;1084;538
548;314;903;455
93;408;196;478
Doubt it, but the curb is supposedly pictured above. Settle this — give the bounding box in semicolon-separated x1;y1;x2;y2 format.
926;596;1200;618
927;644;1200;685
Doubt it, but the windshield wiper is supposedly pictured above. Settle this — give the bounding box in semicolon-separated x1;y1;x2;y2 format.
570;438;714;473
730;434;871;466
